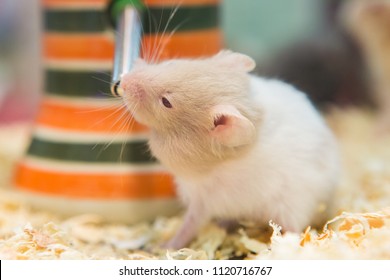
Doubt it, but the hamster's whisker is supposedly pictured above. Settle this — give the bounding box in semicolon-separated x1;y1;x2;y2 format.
77;99;123;114
153;4;183;63
143;3;181;63
144;6;159;63
115;100;139;134
136;7;150;63
92;70;118;85
102;91;123;100
119;114;135;162
149;4;181;64
149;12;164;63
118;102;140;162
91;76;113;85
90;76;122;99
145;7;164;64
155;19;188;63
141;7;150;62
98;103;131;155
87;102;127;131
93;70;114;78
105;105;132;139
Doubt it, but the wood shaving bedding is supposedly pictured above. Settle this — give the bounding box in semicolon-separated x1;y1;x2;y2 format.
1;108;390;259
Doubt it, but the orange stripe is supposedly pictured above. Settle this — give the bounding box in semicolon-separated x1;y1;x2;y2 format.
144;0;220;6
44;33;114;61
14;163;176;199
36;100;149;133
142;28;222;61
44;29;221;61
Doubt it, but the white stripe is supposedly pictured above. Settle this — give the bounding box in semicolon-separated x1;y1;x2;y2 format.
44;59;113;71
23;156;166;174
34;125;150;143
43;95;122;107
44;31;114;40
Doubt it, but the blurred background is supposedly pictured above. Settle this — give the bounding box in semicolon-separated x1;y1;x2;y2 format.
224;0;324;61
0;0;369;124
0;0;41;123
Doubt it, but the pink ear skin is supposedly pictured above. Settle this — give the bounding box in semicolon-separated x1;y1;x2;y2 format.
213;50;256;72
210;105;256;147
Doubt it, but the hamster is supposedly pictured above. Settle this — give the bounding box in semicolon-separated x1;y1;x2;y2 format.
120;50;341;249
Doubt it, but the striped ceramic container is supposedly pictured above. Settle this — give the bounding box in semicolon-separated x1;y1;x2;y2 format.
13;0;222;222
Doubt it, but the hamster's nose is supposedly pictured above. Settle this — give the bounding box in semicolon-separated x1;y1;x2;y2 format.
120;76;146;99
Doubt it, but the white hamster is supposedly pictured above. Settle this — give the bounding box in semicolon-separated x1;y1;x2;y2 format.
120;50;341;249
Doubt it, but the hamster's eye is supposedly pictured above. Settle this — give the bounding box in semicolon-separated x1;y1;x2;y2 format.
161;97;172;108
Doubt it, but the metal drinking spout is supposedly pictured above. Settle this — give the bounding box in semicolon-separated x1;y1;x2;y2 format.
109;1;143;97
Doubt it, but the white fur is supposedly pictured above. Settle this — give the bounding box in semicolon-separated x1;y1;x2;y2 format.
169;76;340;248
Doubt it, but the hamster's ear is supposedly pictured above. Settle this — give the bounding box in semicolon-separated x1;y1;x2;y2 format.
213;50;256;72
210;104;256;147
